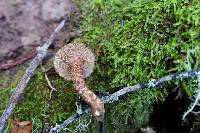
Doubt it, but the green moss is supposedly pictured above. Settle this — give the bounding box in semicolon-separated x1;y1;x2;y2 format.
0;67;77;132
74;0;200;132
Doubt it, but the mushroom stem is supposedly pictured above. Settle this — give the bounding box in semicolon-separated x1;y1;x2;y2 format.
69;60;105;122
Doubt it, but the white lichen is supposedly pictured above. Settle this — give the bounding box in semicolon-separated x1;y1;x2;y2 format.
182;46;200;120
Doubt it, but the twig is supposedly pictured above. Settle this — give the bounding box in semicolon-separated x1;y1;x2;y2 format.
40;64;57;99
45;73;57;99
0;16;68;132
49;69;200;133
49;109;90;133
0;47;37;70
103;69;200;102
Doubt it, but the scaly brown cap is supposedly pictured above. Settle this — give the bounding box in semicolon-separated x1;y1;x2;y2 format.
54;43;95;80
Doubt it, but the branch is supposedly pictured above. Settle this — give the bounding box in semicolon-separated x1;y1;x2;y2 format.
49;69;200;133
49;109;90;133
0;47;37;70
0;16;68;132
102;69;200;103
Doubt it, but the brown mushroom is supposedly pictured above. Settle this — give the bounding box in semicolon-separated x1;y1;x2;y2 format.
54;43;105;122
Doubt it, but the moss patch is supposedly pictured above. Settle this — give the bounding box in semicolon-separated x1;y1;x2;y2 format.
74;0;200;132
0;67;77;132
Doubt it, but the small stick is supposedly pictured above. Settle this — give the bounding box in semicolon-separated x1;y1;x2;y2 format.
0;16;68;132
49;69;200;132
44;73;57;99
49;109;90;133
40;64;57;99
0;48;37;70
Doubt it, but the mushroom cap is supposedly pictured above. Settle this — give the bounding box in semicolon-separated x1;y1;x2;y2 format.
54;43;95;80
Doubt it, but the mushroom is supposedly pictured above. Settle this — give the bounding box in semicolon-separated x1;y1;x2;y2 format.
54;43;105;122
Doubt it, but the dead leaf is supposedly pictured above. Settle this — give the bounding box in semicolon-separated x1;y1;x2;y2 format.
10;119;32;133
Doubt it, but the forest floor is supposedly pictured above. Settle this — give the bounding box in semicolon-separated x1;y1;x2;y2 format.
0;0;75;87
0;0;200;132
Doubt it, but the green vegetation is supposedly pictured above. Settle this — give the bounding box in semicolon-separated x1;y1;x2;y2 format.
0;68;77;132
75;0;200;132
0;0;199;132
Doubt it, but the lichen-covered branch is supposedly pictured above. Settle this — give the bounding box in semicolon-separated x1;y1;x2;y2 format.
49;109;90;133
0;16;68;132
49;69;200;133
103;69;200;103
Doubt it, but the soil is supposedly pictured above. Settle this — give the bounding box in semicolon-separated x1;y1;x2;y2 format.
0;0;76;87
0;0;75;57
